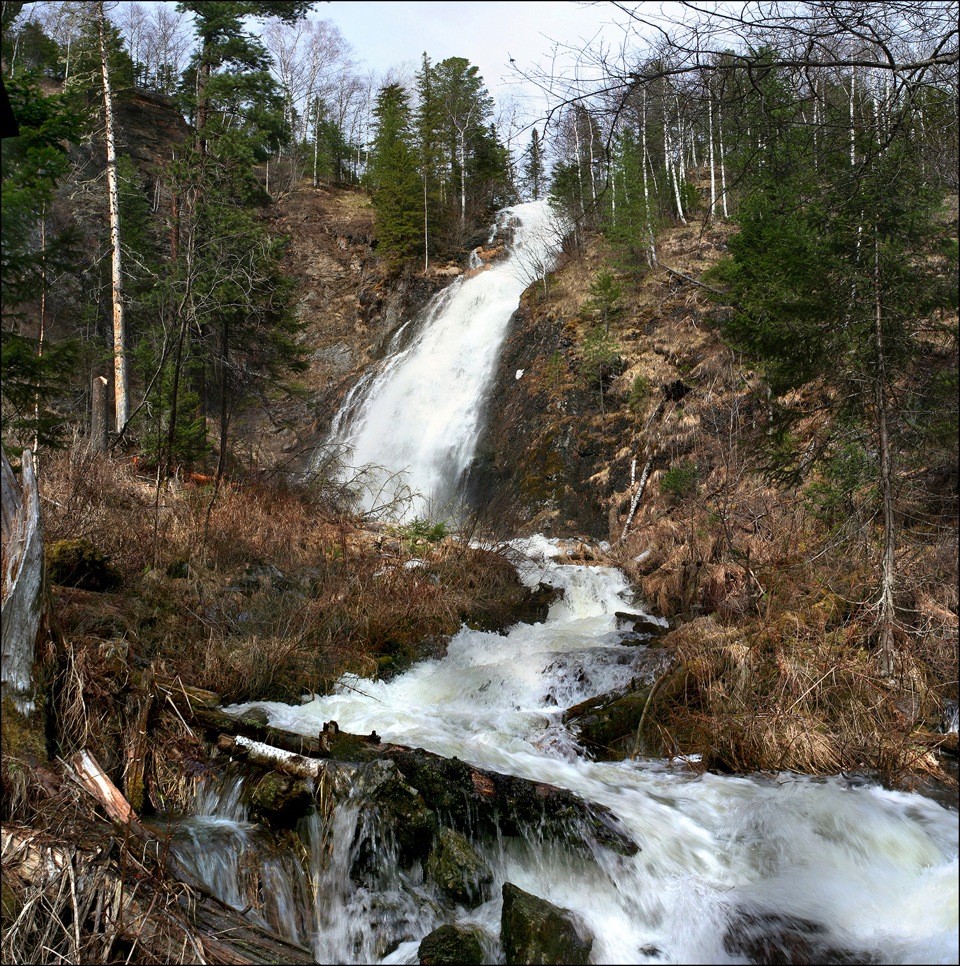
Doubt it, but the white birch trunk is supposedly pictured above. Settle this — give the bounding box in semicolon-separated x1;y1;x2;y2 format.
708;92;716;219
718;102;728;218
99;2;129;432
641;90;657;265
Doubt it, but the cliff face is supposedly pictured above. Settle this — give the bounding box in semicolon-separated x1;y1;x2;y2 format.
465;224;740;541
252;183;448;473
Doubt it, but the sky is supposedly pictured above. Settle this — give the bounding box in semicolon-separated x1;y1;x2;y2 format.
316;1;638;132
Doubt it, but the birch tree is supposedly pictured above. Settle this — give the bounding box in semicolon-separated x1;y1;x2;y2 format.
96;0;128;431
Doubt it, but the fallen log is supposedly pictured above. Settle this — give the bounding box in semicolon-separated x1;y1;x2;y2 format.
191;706;639;856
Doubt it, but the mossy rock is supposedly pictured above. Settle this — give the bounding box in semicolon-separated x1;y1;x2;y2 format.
500;882;593;965
563;685;651;761
418;923;484;965
248;771;313;822
46;538;121;591
426;826;493;905
366;767;438;867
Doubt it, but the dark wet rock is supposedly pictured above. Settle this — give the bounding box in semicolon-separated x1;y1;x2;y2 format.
365;764;439;867
563;682;652;761
441;552;564;634
723;911;878;965
386;747;638;856
519;581;565;625
615;611;667;638
426;826;493;905
419;923;484;965
500;882;593;965
246;771;313;822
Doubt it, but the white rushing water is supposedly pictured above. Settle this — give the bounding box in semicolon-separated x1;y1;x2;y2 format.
174;201;958;964
324;199;561;521
226;541;958;965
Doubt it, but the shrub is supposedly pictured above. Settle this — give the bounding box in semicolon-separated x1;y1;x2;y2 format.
659;461;700;503
628;374;650;412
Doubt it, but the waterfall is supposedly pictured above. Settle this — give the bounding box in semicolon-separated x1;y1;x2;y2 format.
171;200;957;964
324;199;562;521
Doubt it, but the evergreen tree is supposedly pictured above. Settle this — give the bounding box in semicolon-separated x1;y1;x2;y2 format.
709;74;957;673
1;72;84;449
525;127;544;200
176;1;312;159
367;83;422;263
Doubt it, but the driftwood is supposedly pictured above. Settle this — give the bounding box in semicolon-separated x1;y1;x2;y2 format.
1;446;47;712
191;703;639;856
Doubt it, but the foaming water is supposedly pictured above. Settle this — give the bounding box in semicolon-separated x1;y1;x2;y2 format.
227;540;959;964
188;195;956;962
324;200;562;520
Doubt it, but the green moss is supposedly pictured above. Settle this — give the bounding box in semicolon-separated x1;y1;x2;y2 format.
46;538;121;591
1;696;48;763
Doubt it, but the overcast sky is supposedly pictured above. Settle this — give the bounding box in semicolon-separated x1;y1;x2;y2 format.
318;1;637;131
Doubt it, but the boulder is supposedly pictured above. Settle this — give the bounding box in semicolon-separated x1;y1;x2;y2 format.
723;910;875;965
365;763;439;867
46;538;121;591
500;882;593;965
426;826;493;905
418;923;484;965
563;683;651;761
615;611;667;639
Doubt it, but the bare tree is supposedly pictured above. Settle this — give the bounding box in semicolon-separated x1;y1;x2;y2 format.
96;0;129;432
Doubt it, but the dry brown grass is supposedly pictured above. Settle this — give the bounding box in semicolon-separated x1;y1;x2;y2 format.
639;614;947;780
590;220;958;785
29;444;540;781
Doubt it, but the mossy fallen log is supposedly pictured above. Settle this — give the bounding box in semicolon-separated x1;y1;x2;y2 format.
188;705;639;856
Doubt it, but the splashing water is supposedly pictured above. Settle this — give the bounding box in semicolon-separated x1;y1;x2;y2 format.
226;541;959;964
325;200;562;520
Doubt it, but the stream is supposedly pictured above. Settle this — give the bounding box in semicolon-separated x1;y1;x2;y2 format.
172;201;957;963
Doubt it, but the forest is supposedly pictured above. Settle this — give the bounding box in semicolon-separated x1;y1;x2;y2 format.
1;2;958;964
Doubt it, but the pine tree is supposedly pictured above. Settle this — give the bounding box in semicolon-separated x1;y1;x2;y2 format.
709;68;957;674
1;71;83;450
525;127;544;200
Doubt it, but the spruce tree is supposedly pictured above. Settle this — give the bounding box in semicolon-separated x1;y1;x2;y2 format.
367;83;422;264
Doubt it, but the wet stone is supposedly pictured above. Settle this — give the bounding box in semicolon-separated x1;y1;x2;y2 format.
418;923;484;965
723;911;878;965
563;683;652;761
500;882;593;965
426;826;493;905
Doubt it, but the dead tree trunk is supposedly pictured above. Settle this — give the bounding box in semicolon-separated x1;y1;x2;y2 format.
1;446;46;713
97;1;129;433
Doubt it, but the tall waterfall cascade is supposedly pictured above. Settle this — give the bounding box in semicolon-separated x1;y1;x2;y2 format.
168;202;959;964
324;199;561;520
